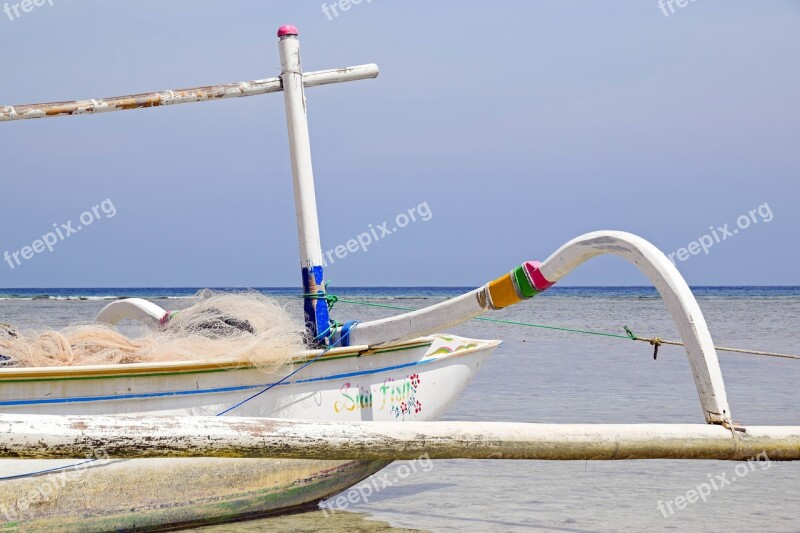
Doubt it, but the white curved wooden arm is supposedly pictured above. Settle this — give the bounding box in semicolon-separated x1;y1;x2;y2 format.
538;231;730;425
349;231;732;425
95;298;168;327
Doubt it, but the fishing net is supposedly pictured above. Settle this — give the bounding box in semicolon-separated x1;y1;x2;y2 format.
0;290;307;369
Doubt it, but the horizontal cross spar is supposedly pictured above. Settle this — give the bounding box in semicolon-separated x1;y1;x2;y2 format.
0;64;378;122
1;414;799;461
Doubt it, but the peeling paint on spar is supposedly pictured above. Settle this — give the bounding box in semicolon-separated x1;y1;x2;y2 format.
0;64;379;121
4;414;800;461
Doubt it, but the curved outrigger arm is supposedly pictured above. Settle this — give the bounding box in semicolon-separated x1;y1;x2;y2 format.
96;299;168;327
346;231;732;426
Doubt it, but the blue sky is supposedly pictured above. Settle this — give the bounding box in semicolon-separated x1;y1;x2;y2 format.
0;1;798;288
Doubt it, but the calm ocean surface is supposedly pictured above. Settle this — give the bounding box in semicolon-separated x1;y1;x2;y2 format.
2;287;799;532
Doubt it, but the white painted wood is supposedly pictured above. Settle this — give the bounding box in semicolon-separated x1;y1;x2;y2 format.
2;415;797;461
537;231;730;425
348;289;488;346
279;33;323;273
95;298;167;326
304;64;379;87
0;64;379;121
350;231;731;425
277;32;330;344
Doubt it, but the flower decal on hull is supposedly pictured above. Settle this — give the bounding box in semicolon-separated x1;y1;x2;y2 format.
334;373;422;419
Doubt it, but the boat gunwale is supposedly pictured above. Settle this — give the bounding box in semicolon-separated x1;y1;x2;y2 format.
0;336;500;383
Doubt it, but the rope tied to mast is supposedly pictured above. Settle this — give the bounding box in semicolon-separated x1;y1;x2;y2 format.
303;283;344;344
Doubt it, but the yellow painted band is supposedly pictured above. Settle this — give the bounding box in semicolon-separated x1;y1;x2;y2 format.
488;273;523;309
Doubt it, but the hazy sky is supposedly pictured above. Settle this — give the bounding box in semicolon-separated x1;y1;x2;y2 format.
1;1;798;288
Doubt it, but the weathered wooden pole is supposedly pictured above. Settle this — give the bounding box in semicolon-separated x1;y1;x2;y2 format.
0;64;378;121
2;414;799;461
277;24;330;344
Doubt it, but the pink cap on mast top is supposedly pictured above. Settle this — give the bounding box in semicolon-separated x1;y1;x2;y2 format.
277;25;299;37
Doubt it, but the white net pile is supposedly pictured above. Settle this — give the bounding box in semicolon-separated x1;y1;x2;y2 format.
0;291;307;369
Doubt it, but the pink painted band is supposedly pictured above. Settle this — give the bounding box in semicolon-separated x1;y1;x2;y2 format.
160;310;179;327
523;261;555;291
277;25;299;37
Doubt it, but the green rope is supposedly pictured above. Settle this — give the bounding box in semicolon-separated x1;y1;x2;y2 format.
473;316;632;339
335;298;413;312
303;280;340;311
302;282;341;343
332;298;631;339
303;292;339;310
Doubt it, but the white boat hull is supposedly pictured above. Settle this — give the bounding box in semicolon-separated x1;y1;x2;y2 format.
0;334;498;531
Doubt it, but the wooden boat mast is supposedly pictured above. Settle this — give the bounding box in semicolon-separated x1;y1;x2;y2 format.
0;24;379;346
277;25;330;345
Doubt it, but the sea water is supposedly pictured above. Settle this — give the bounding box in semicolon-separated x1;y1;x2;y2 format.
2;287;799;532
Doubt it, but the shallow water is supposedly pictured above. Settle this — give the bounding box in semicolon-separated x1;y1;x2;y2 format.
2;287;799;532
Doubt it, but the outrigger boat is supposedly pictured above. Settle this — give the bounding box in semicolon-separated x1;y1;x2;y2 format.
1;25;799;532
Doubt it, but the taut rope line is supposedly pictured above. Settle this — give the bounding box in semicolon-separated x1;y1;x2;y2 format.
324;297;800;361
